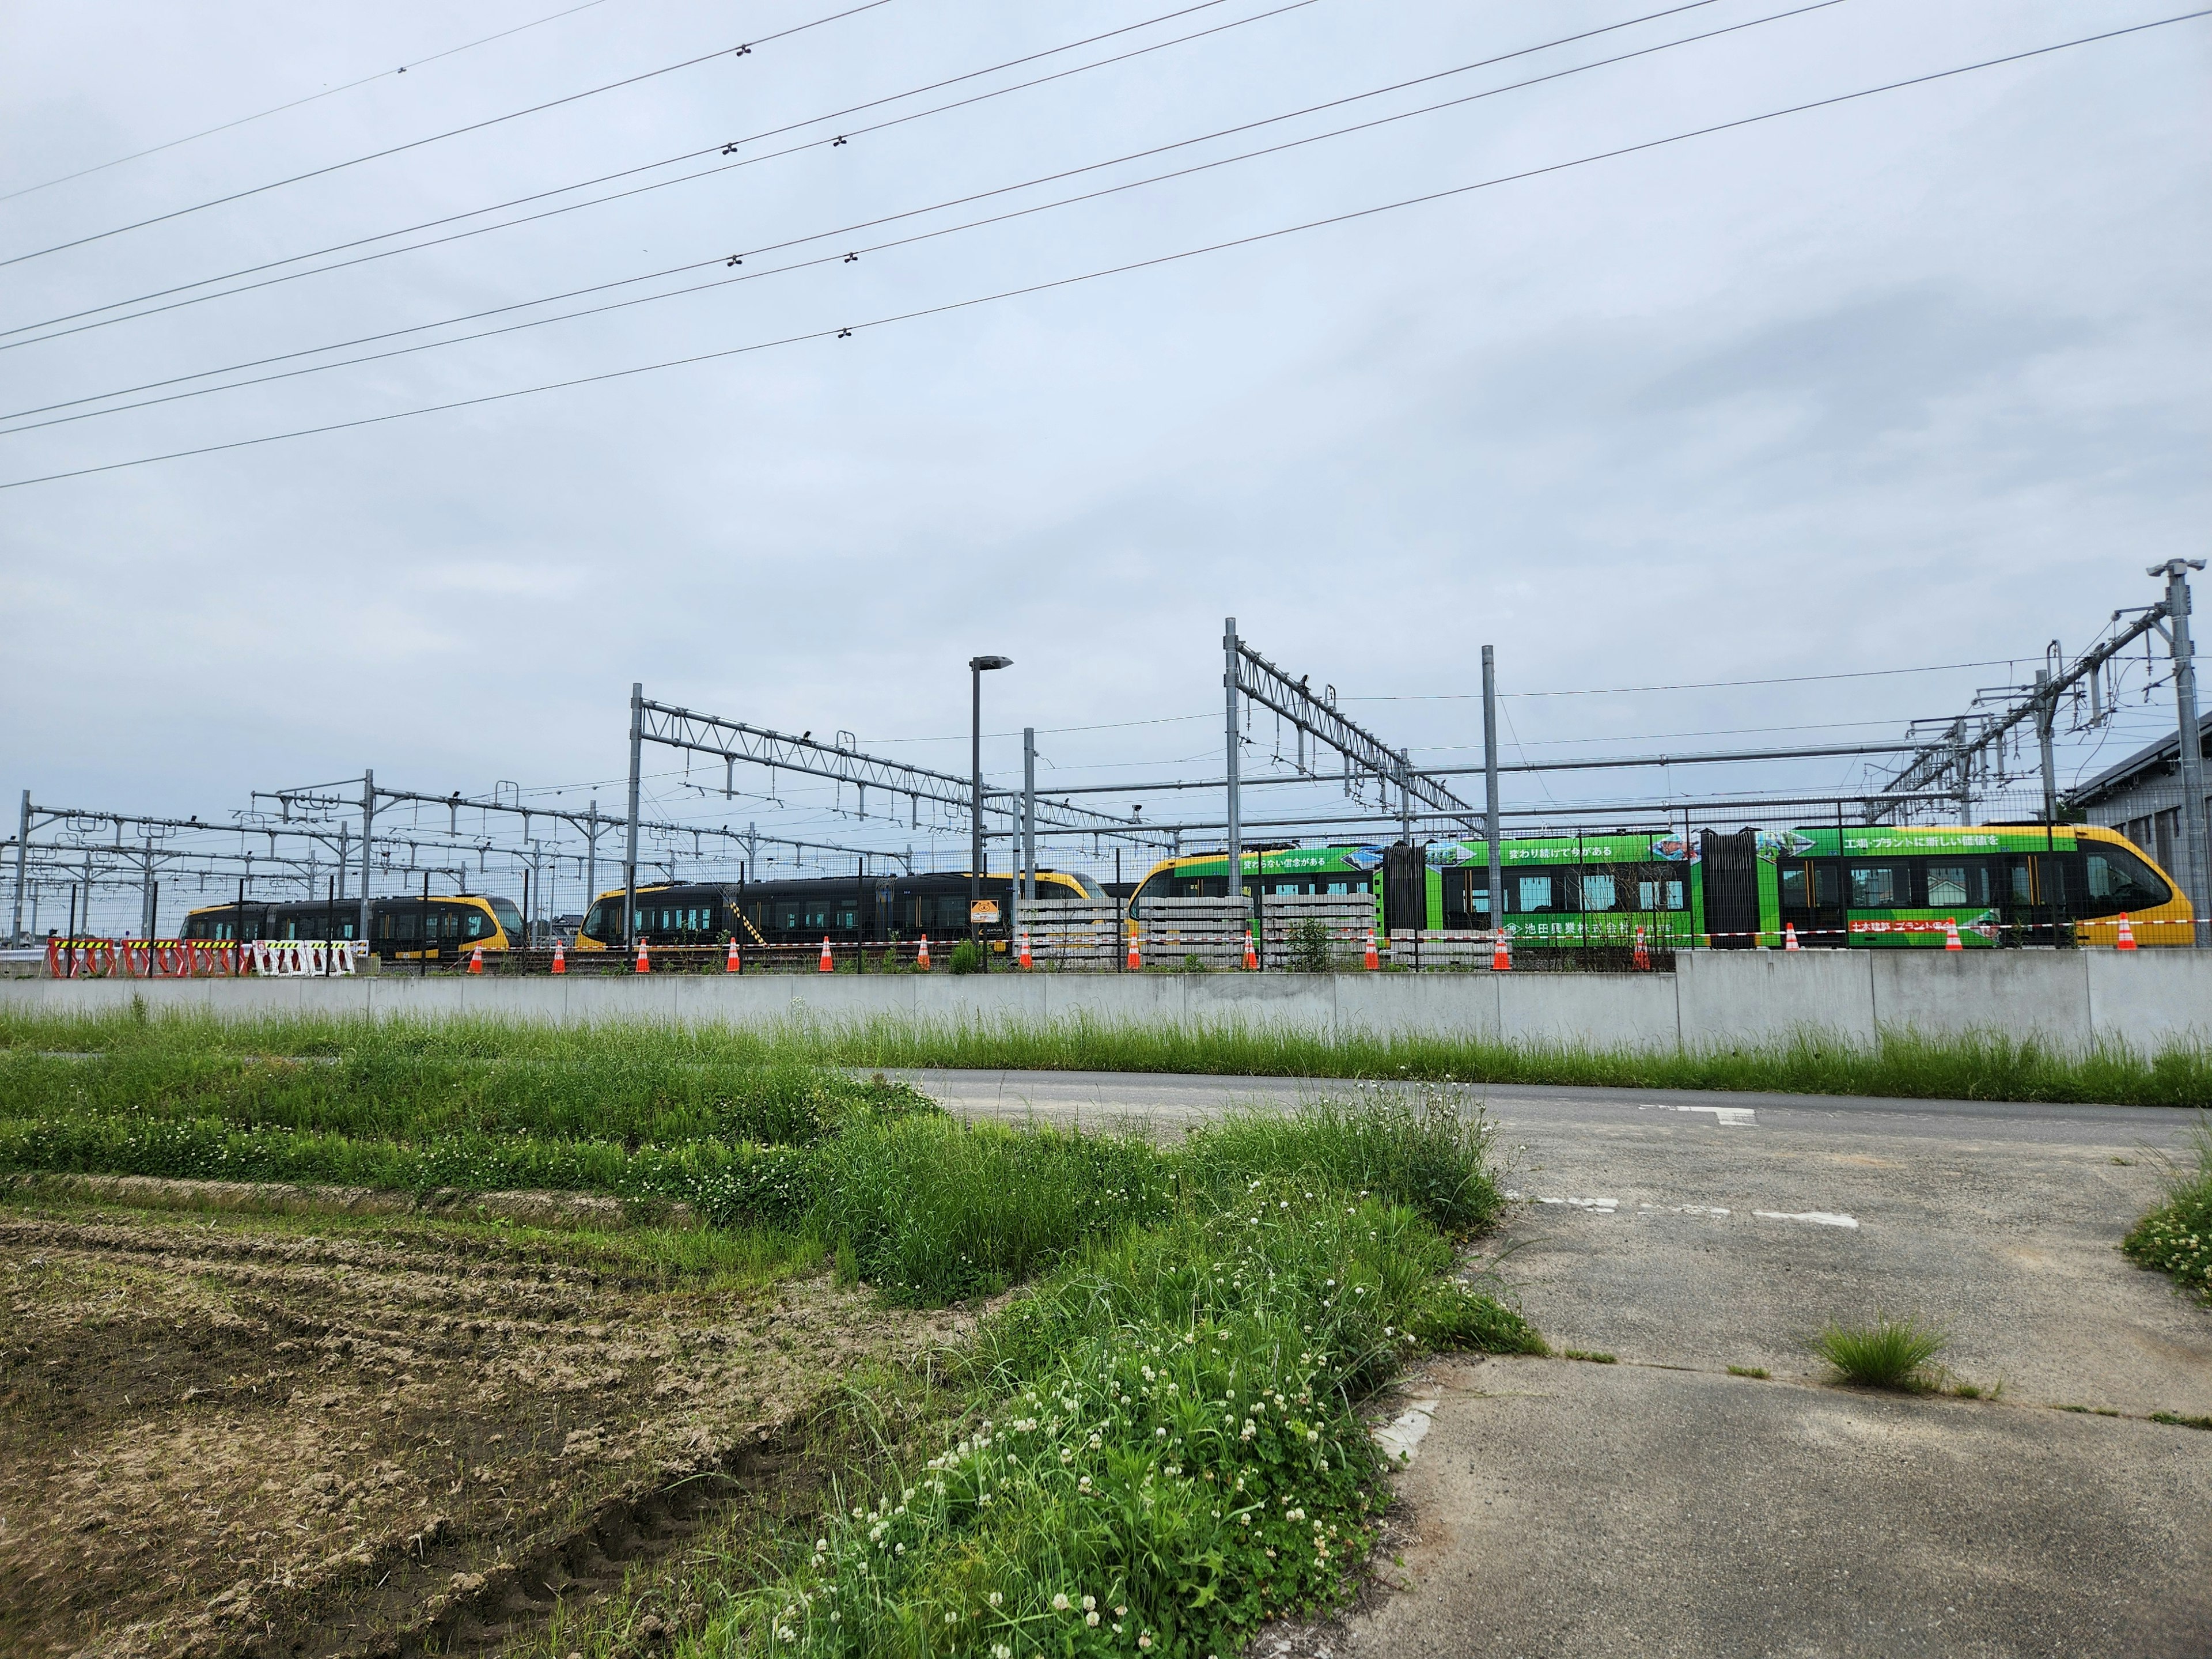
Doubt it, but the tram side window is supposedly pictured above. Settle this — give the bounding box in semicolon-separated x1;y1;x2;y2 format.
1924;863;1991;908
1848;863;1912;908
1636;866;1688;911
1512;873;1562;914
1577;872;1618;912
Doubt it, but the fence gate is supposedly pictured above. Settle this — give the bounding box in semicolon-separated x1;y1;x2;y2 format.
1019;897;1126;968
1262;893;1377;969
1136;897;1251;967
1700;828;1760;947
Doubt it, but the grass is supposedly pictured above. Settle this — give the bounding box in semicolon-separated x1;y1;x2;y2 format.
688;1176;1540;1658
1560;1348;1617;1364
1813;1314;1948;1391
2150;1411;2212;1430
0;1010;1542;1656
2122;1113;2212;1300
4;1007;2208;1107
1726;1365;1769;1379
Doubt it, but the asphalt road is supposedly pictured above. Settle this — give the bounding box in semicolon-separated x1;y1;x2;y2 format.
896;1069;2212;1658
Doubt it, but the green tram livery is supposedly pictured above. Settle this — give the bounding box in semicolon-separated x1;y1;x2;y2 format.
1127;823;2188;950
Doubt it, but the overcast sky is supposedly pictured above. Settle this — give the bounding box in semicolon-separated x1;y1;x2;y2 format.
2;0;2207;921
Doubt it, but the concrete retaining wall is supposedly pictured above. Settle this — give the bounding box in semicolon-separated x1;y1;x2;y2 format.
3;951;2206;1051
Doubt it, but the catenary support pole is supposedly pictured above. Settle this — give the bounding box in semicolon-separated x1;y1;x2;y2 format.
1022;727;1037;905
2034;669;2058;828
1224;616;1242;927
2155;559;2210;946
357;770;375;946
1482;645;1502;938
584;799;598;922
624;683;643;949
11;789;27;945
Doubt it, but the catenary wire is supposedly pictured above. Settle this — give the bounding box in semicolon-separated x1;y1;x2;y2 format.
1355;658;2031;699
0;0;617;204
0;0;1293;344
0;0;1850;434
0;0;897;270
5;12;2198;493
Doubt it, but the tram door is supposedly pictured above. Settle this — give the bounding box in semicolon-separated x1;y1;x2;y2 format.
1383;843;1429;937
1776;856;1845;945
1699;829;1760;948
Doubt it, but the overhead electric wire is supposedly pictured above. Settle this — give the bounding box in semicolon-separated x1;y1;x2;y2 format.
0;0;618;204
6;10;2198;493
0;0;1300;347
1357;657;2030;700
0;0;897;270
0;0;1845;436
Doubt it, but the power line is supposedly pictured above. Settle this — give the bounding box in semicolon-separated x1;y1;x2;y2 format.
1350;658;2029;701
0;0;617;204
0;0;1840;435
0;0;897;270
7;12;2198;493
0;0;1296;347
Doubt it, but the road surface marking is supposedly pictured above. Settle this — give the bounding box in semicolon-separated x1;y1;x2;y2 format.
1753;1209;1859;1229
1639;1103;1757;1127
1640;1202;1732;1217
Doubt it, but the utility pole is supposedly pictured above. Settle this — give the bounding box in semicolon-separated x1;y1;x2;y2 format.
1022;726;1037;907
2153;558;2209;945
624;683;643;949
1482;646;1502;937
1224;616;1242;922
11;789;27;945
357;770;375;945
584;798;599;916
2033;669;2058;827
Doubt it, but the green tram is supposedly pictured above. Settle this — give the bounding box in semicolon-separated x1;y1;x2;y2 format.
1126;824;2188;949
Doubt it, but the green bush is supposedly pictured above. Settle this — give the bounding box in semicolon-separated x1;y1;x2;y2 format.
2123;1115;2212;1300
706;1177;1535;1658
1286;917;1332;975
948;940;984;975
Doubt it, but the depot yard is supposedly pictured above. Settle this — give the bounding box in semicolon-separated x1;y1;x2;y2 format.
0;1010;1541;1659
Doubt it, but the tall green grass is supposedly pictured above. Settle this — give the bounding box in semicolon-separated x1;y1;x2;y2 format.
699;1176;1540;1659
3;1007;2201;1105
2123;1114;2212;1300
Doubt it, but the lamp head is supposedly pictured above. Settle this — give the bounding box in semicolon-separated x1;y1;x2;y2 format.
969;654;1013;672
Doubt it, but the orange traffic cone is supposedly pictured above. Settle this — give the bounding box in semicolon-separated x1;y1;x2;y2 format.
917;935;931;971
1127;929;1142;971
1492;930;1512;972
1633;926;1650;971
1783;922;1800;952
2116;912;2138;951
819;937;834;973
1944;916;1963;952
1018;929;1033;970
1243;930;1259;971
726;936;741;974
551;940;566;975
1363;929;1380;972
634;939;650;974
467;944;484;975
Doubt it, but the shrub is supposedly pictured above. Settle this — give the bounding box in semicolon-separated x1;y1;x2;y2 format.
948;940;984;975
2123;1115;2212;1300
1286;918;1332;975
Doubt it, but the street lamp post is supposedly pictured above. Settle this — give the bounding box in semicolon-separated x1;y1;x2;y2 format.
969;654;1013;961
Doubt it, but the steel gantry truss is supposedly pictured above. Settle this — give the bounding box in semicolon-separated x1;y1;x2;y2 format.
1863;560;2207;944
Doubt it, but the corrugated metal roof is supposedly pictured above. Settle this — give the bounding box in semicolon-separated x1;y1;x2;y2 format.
2066;710;2212;808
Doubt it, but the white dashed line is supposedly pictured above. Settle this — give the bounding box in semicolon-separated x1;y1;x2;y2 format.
1639;1103;1757;1127
1640;1202;1732;1217
1754;1210;1860;1229
1505;1190;1622;1214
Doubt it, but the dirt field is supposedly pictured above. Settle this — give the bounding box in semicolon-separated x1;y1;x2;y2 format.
0;1192;954;1659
